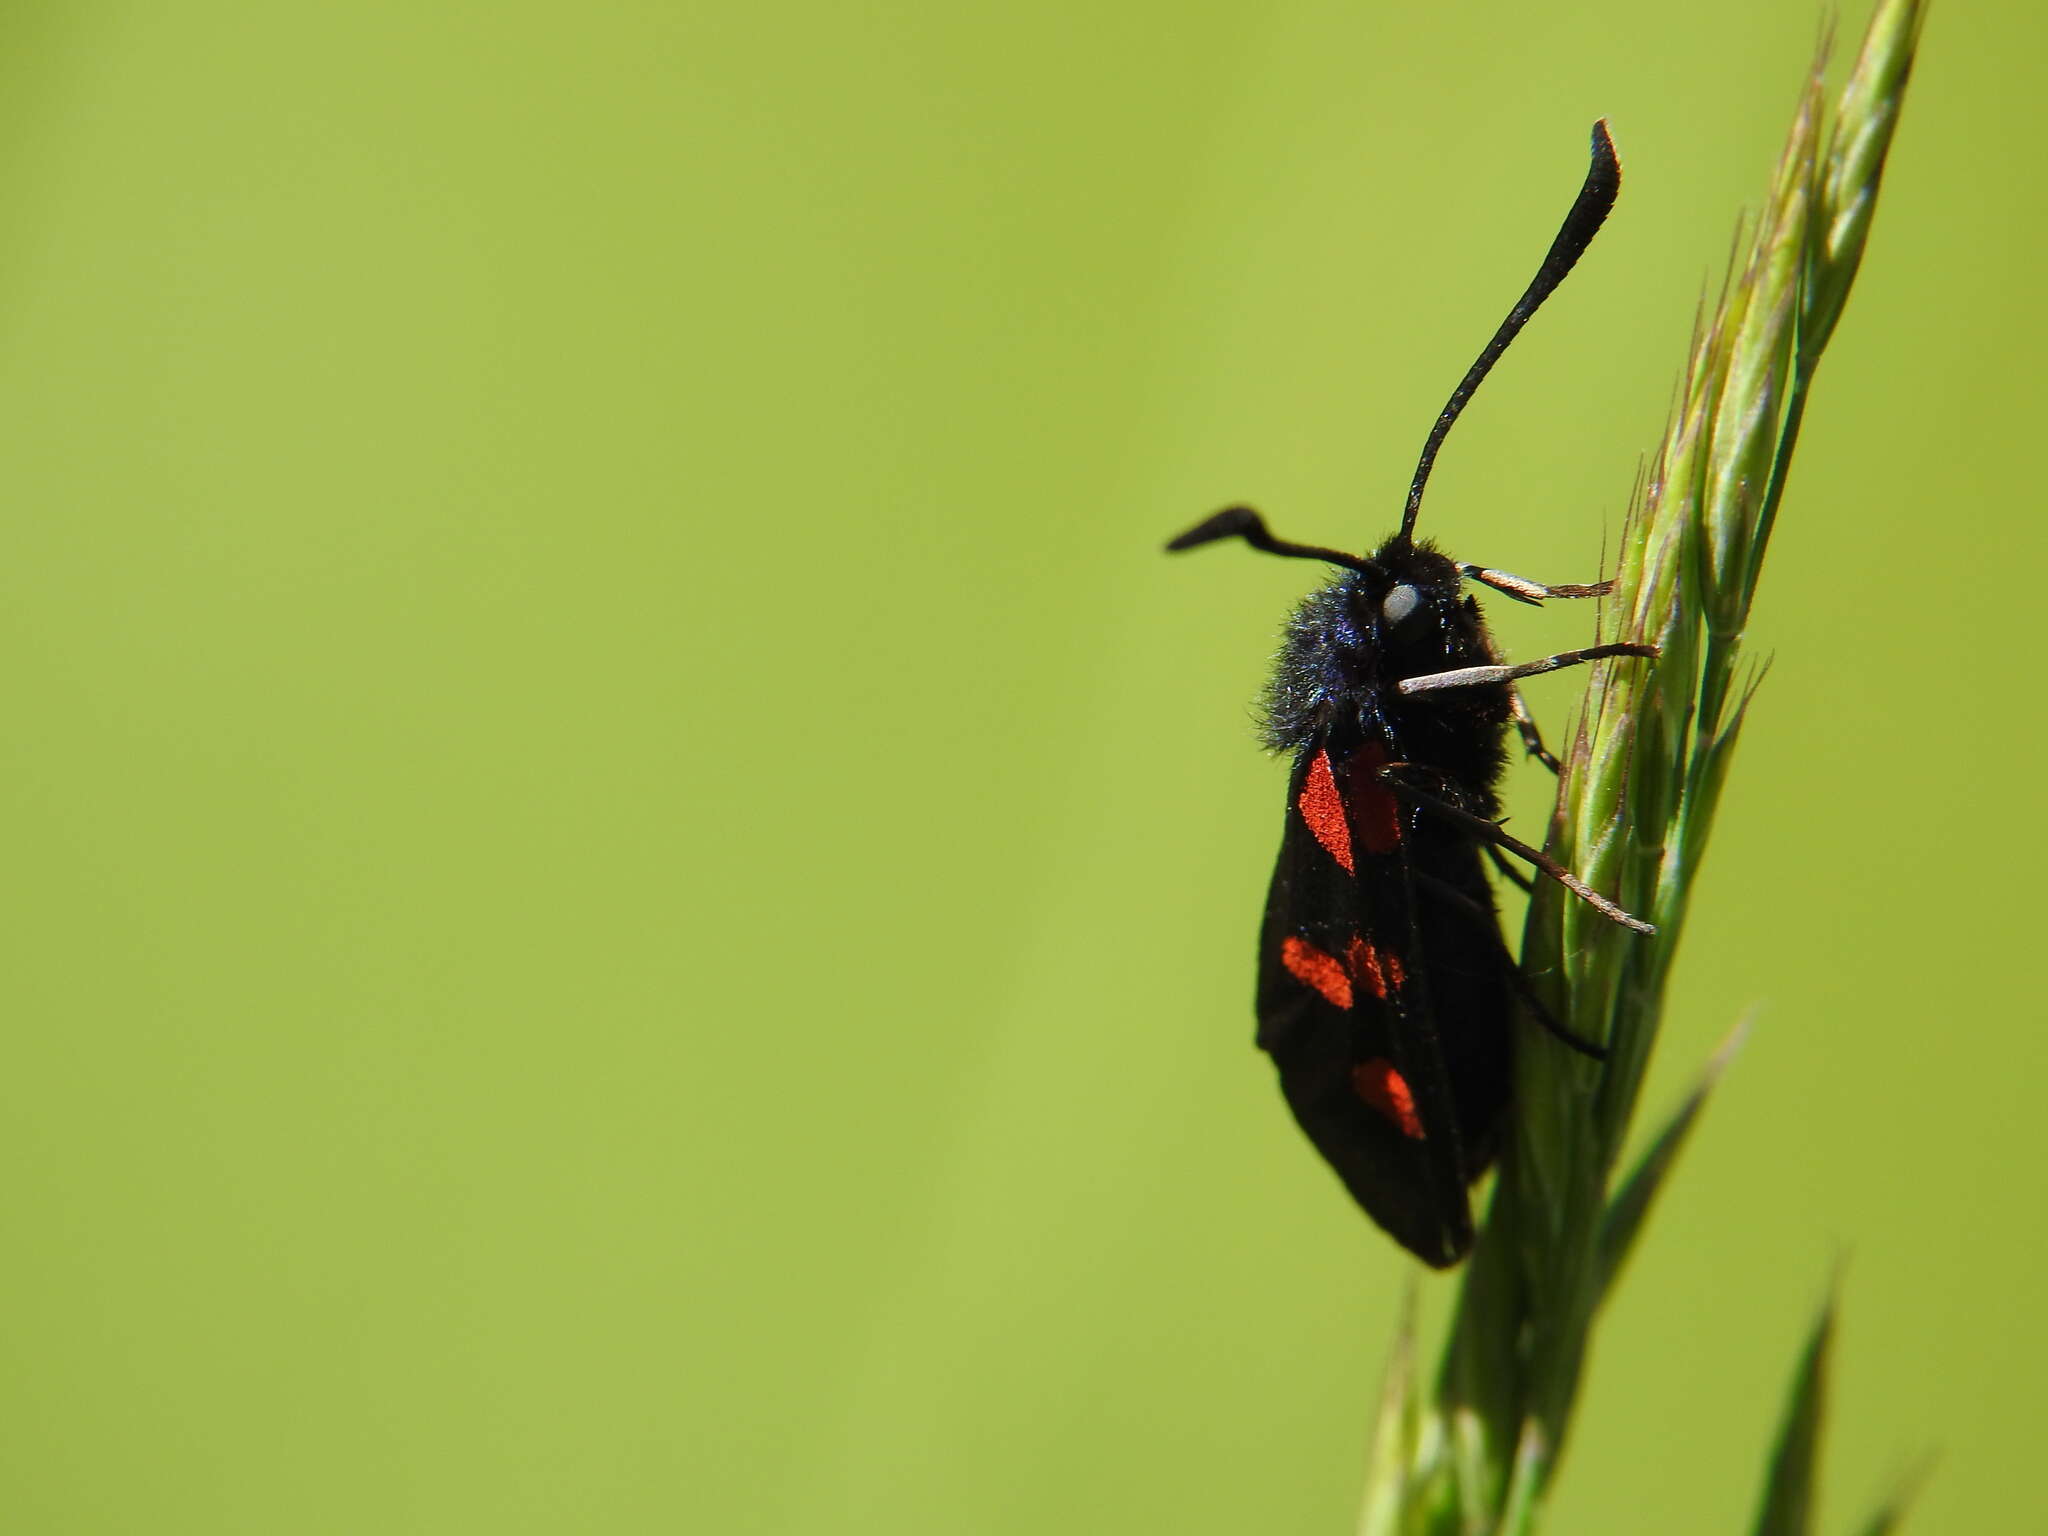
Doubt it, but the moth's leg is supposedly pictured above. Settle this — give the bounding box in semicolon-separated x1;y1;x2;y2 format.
1378;769;1653;934
1484;840;1535;892
1397;642;1657;697
1409;868;1502;926
1501;953;1609;1059
1460;565;1614;605
1411;869;1608;1060
1508;687;1560;774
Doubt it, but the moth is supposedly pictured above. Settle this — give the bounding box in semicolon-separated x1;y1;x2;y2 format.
1168;122;1653;1266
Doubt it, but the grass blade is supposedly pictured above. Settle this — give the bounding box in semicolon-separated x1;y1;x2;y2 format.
1845;1456;1936;1536
1358;1286;1422;1536
1750;1285;1838;1536
1595;1017;1748;1300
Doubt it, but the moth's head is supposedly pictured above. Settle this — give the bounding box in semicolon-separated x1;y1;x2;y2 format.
1352;537;1467;643
1164;510;1479;669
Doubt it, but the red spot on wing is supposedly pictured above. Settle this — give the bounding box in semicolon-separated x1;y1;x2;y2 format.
1281;937;1352;1010
1346;743;1403;854
1297;750;1354;873
1353;1058;1426;1140
1346;936;1406;1000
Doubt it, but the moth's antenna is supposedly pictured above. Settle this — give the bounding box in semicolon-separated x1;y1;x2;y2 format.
1396;120;1621;545
1166;505;1373;573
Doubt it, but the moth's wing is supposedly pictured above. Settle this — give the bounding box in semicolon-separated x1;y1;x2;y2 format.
1254;738;1477;1268
1401;824;1515;1180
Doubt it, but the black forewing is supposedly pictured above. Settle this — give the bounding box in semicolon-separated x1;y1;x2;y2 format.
1254;722;1483;1268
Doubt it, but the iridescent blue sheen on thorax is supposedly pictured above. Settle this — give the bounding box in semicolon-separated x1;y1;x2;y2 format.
1260;537;1511;809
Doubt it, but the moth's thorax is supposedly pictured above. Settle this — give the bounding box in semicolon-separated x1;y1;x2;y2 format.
1261;537;1502;753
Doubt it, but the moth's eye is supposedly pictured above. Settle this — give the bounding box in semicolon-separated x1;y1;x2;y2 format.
1380;584;1422;626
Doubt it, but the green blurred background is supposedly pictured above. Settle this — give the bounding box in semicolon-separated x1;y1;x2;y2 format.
0;2;2035;1531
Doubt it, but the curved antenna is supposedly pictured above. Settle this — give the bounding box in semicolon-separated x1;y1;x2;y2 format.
1166;506;1373;572
1396;120;1622;545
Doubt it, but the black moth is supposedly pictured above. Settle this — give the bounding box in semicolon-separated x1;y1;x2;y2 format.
1168;122;1654;1267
